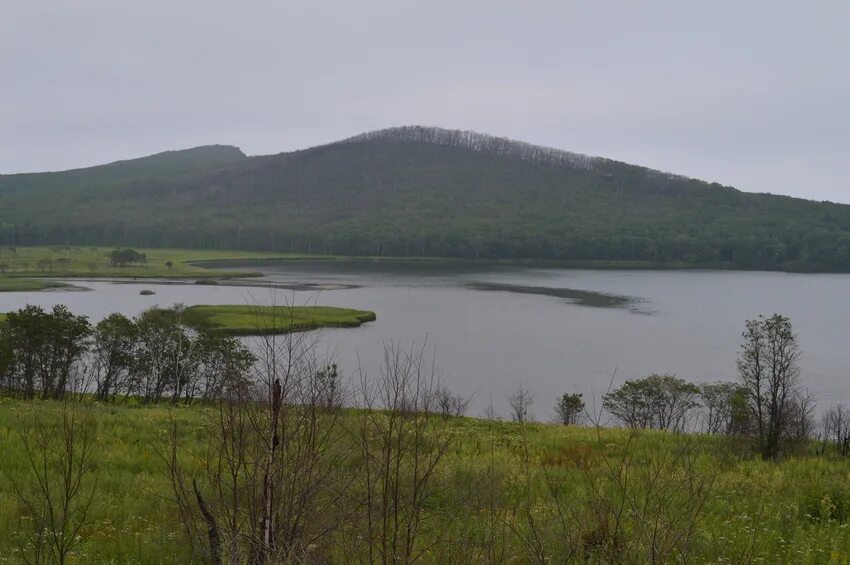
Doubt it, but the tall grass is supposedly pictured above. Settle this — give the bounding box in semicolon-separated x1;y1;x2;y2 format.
1;400;850;562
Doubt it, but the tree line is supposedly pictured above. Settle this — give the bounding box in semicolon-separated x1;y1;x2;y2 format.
0;304;254;403
0;305;841;462
336;125;604;171
507;313;821;461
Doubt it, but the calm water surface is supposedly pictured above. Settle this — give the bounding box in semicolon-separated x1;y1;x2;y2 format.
2;263;849;418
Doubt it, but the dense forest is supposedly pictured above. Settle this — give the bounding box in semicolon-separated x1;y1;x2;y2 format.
2;126;850;271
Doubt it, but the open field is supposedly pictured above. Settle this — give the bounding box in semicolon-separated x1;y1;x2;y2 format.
1;399;850;562
180;304;377;336
0;246;326;281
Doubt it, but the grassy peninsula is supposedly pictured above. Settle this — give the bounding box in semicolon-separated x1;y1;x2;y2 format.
0;277;70;292
180;304;377;336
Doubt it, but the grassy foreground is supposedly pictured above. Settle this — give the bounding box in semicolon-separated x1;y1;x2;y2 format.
1;400;850;562
180;304;377;336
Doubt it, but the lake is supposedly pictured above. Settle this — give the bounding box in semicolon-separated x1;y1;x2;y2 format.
2;262;849;419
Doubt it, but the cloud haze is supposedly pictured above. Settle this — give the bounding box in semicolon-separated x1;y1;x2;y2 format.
2;1;848;201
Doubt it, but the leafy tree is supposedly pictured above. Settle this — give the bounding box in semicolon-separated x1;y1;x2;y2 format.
603;374;700;432
0;305;47;397
0;305;90;399
191;332;254;400
39;305;92;399
699;382;750;435
107;248;147;268
553;392;584;425
91;314;137;401
133;306;184;402
737;313;806;459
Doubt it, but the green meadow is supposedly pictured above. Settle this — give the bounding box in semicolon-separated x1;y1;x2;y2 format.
0;277;69;292
1;400;850;563
0;246;321;281
180;304;377;336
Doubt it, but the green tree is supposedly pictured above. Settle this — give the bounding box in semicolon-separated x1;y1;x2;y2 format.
39;305;91;399
699;382;750;435
107;248;147;268
192;332;254;400
737;313;806;459
133;306;183;402
603;374;700;432
553;392;584;425
0;305;90;399
91;314;137;401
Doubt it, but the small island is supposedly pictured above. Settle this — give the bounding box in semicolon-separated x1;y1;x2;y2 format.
180;305;377;336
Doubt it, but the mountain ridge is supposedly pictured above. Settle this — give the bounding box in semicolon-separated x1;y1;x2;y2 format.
0;126;848;272
0;144;246;179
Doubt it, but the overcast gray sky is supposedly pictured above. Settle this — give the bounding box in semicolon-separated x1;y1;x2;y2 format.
2;1;849;202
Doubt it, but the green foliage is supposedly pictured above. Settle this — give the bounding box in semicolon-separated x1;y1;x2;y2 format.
0;277;68;292
91;314;137;401
799;483;850;524
1;128;850;270
106;248;147;267
737;313;806;459
554;392;584;424
179;304;377;336
0;305;91;399
699;381;750;435
603;373;700;431
0;302;372;404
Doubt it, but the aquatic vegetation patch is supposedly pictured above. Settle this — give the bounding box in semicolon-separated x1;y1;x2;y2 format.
468;281;651;312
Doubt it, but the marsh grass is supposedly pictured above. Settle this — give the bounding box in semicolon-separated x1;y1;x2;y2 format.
0;277;69;292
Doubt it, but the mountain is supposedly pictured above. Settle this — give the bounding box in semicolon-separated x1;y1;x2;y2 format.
1;126;849;271
0;144;247;224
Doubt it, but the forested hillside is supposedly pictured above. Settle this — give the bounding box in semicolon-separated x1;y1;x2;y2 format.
2;126;850;271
